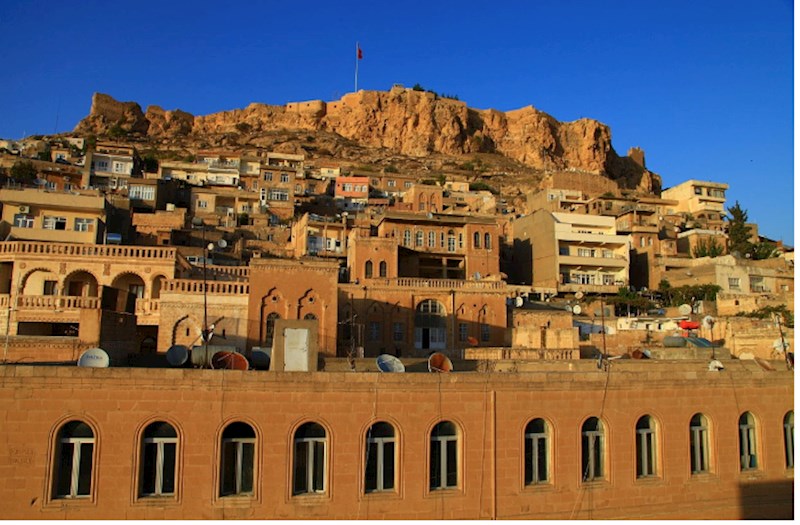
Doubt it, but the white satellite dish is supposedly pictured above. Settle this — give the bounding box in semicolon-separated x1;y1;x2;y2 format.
572;304;582;315
564;305;573;312
376;354;405;373
217;239;228;249
702;315;715;328
514;296;524;308
575;291;584;300
77;348;110;368
678;304;692;316
166;345;189;367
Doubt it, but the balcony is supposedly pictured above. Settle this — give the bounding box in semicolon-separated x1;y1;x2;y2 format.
357;277;506;290
558;254;627;269
13;295;99;323
558;282;624;294
0;241;177;261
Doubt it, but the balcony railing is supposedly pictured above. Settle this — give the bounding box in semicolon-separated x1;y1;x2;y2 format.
16;295;101;310
164;279;250;295
364;277;506;290
0;241;177;260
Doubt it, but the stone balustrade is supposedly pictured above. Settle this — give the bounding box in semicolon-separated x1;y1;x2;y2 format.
0;241;177;260
164;279;250;295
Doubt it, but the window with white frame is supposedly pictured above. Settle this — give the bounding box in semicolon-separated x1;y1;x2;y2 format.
447;231;456;253
365;422;396;493
129;186;155;201
484;233;491;250
293;422;327;495
738;412;758;471
387;180;396;188
602;274;615;285
113;161;127;173
428;231;436;248
43;216;67;230
404;181;412;189
690;413;710;475
263;173;273;182
139;421;178;497
74;218;94;232
269;189;289;201
403;229;411;247
96;160;109;170
577;248;595;257
728;277;741;291
415;231;424;247
525;418;550;485
52;421;95;499
198;200;208;209
636;415;657;478
281;173;290;183
13;214;33;228
581;417;604;482
219;422;256;497
430;421;458;490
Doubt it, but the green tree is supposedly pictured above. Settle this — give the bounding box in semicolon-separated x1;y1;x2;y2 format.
10;161;37;182
726;201;753;256
692;237;724;258
142;154;159;173
752;241;779;260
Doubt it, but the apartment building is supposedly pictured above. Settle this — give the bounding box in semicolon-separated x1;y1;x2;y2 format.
513;210;631;296
661;179;729;231
83;141;139;190
0;187;107;244
334;176;370;211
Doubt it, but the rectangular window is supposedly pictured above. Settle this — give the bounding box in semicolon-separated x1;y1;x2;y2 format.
577;248;595;257
43;216;67;230
129;186;156;200
140;439;177;496
13;214;34;228
220;438;255;496
368;321;381;342
480;323;490;342
74;218;94;232
365;424;395;493
96;160;109;170
728;277;741;290
392;322;404;342
525;421;549;484
559;246;570;256
198;200;208;209
404;181;412;189
281;173;290;183
293;439;325;495
430;434;457;490
694;187;703;195
263;173;273;182
387;180;396;188
113;161;127;173
602;274;615;285
269;189;289;201
43;280;57;295
636;421;656;478
458;323;468;342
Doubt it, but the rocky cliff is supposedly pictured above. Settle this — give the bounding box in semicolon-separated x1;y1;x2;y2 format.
74;87;660;193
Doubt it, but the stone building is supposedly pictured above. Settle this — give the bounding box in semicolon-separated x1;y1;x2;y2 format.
0;360;792;519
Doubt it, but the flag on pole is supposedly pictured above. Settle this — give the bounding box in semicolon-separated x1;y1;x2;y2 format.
357;46;363;60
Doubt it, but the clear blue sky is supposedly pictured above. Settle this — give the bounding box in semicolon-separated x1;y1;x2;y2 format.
0;0;794;243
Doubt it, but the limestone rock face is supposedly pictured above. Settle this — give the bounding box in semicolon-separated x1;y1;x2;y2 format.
75;93;150;135
73;89;661;192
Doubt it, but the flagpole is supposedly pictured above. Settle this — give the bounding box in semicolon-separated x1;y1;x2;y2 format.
355;41;359;92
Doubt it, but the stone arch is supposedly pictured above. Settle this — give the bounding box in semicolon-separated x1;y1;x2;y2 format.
18;267;60;295
150;274;167;299
172;314;202;348
63;269;100;297
111;272;147;299
297;288;321;320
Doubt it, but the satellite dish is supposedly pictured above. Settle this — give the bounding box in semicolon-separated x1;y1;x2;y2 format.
250;347;271;370
575;291;584;300
678;304;692;316
207;242;215;251
467;336;479;346
514;296;524;308
211;351;249;370
708;359;724;372
376;354;405;373
77;348;110;368
428;352;453;373
217;239;228;249
572;304;582;315
166;345;189;367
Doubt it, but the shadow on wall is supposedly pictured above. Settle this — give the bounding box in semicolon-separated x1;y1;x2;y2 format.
738;479;794;519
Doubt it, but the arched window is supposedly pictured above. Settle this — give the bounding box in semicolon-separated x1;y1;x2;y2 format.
52;421;95;499
415;299;447;350
484;233;491;249
294;422;327;495
365;260;373;279
365;422;396;493
581;417;604;482
524;418;549;485
219;422;256;496
379;261;387;278
447;230;456;253
403;229;411;247
473;231;481;249
689;413;710;474
430;421;458;490
636;415;657;478
415;231;424;247
428;231;436;248
739;412;758;471
265;313;280;347
140;421;178;497
304;313;317;320
784;411;794;469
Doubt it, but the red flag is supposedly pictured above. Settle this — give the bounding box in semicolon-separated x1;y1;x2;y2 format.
357;46;363;60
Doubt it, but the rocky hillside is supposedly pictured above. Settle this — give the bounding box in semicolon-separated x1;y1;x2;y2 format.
73;87;661;195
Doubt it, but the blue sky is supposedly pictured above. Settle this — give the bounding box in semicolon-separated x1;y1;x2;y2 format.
0;0;794;243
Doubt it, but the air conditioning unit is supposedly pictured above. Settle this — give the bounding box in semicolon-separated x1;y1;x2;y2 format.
18;205;30;213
